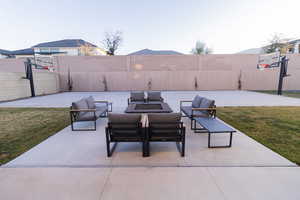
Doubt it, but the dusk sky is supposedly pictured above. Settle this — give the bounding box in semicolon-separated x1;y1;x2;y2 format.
1;0;299;54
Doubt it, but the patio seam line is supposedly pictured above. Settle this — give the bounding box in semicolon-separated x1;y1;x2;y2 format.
206;167;228;200
98;167;113;200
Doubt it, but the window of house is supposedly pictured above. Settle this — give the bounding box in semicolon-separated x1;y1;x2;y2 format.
39;48;50;52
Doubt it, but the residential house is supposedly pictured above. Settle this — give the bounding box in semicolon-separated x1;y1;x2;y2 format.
33;39;107;56
128;48;183;55
237;39;300;54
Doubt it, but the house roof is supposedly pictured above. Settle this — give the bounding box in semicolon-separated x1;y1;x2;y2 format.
128;48;183;55
32;39;97;48
0;49;12;55
11;48;34;55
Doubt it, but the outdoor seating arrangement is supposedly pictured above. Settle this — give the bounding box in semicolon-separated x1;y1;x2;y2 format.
105;113;147;157
128;91;164;105
70;96;112;131
180;95;236;148
146;113;185;157
105;113;185;157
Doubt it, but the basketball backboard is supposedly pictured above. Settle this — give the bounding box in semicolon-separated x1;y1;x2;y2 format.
257;52;280;70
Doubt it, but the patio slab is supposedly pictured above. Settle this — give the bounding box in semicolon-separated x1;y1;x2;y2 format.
4;117;295;167
1;91;300;111
1;167;300;200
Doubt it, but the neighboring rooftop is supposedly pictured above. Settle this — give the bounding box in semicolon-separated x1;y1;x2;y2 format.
0;49;12;55
32;39;98;48
11;48;34;55
128;48;183;55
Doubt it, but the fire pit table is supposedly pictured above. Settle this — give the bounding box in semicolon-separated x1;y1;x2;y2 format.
125;102;173;113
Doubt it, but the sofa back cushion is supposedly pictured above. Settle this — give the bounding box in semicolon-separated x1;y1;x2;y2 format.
192;95;203;108
147;91;161;101
108;113;141;129
131;92;145;101
86;96;96;109
148;113;181;129
199;97;215;108
72;98;89;110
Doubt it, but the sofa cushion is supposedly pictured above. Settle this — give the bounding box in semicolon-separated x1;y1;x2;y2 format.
148;113;181;129
180;106;208;118
72;98;89;110
86;96;96;109
147;91;162;101
200;98;215;108
108;113;141;129
131;92;145;101
77;112;96;121
192;95;202;108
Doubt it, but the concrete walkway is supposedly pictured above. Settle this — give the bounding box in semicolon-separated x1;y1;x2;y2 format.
1;91;300;111
1;91;300;199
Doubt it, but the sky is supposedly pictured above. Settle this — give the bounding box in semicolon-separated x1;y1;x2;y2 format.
0;0;300;55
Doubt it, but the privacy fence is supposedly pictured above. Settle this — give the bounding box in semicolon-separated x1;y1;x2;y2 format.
56;54;300;91
0;54;300;101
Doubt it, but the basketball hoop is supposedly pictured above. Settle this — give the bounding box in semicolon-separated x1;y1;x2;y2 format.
256;51;290;95
257;52;280;70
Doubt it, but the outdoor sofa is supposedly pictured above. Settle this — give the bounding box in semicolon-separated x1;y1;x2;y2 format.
70;96;112;131
128;91;164;105
180;95;236;148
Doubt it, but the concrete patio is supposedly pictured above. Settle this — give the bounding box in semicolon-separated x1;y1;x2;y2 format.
1;91;300;199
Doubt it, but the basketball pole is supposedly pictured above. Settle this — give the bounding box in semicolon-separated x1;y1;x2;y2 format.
277;56;289;95
24;58;36;97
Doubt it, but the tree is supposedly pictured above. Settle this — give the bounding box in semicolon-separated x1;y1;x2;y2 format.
263;33;290;54
191;41;212;54
101;31;123;55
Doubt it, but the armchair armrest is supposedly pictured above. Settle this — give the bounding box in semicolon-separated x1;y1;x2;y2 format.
70;109;96;112
191;105;217;118
191;107;216;111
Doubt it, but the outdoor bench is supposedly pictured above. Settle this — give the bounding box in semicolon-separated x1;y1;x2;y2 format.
180;95;236;147
194;117;236;148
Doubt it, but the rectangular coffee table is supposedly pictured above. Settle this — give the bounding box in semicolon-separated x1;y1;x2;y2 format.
125;102;173;113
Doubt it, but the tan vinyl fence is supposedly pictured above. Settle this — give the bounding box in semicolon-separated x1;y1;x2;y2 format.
0;54;299;98
56;54;300;91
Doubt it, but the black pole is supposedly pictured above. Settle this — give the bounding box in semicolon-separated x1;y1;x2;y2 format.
277;56;287;95
25;58;36;97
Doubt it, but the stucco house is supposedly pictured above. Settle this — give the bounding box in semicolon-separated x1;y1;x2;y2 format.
0;39;107;58
33;39;107;56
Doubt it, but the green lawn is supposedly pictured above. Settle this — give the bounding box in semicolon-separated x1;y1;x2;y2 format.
218;107;300;165
0;108;70;165
255;90;300;98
